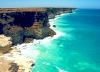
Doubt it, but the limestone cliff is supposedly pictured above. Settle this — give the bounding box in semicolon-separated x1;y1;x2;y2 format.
0;8;56;45
46;8;73;19
0;8;73;45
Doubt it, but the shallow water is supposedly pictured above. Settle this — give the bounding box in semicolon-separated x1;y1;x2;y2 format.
16;9;100;72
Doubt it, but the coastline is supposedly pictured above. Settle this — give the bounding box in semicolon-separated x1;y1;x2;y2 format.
0;8;75;72
4;8;100;72
31;13;70;71
17;10;72;72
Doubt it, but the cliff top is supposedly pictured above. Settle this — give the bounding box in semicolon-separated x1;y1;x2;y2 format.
0;8;46;13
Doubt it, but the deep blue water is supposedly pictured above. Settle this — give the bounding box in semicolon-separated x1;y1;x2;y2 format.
17;9;100;72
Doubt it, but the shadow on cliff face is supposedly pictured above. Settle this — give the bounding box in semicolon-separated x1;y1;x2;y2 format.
3;25;24;45
0;24;3;34
12;12;35;27
0;12;35;45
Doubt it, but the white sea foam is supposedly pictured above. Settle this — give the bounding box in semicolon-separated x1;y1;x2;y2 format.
55;66;68;72
53;31;65;39
54;17;59;20
61;13;67;15
42;62;50;65
49;19;54;22
53;14;61;20
33;31;65;44
55;15;60;18
14;44;40;60
49;21;54;24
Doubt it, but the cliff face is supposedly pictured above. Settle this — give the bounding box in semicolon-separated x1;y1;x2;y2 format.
0;8;73;45
46;8;73;19
0;9;56;45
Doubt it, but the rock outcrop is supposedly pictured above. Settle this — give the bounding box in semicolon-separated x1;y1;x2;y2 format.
0;35;34;72
0;35;12;54
0;47;34;72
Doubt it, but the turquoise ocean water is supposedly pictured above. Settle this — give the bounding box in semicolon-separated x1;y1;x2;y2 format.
16;9;100;72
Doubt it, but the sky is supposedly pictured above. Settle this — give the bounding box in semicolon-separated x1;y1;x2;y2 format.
0;0;100;9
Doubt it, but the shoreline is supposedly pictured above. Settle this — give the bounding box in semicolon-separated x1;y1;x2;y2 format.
12;14;67;71
0;8;75;72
